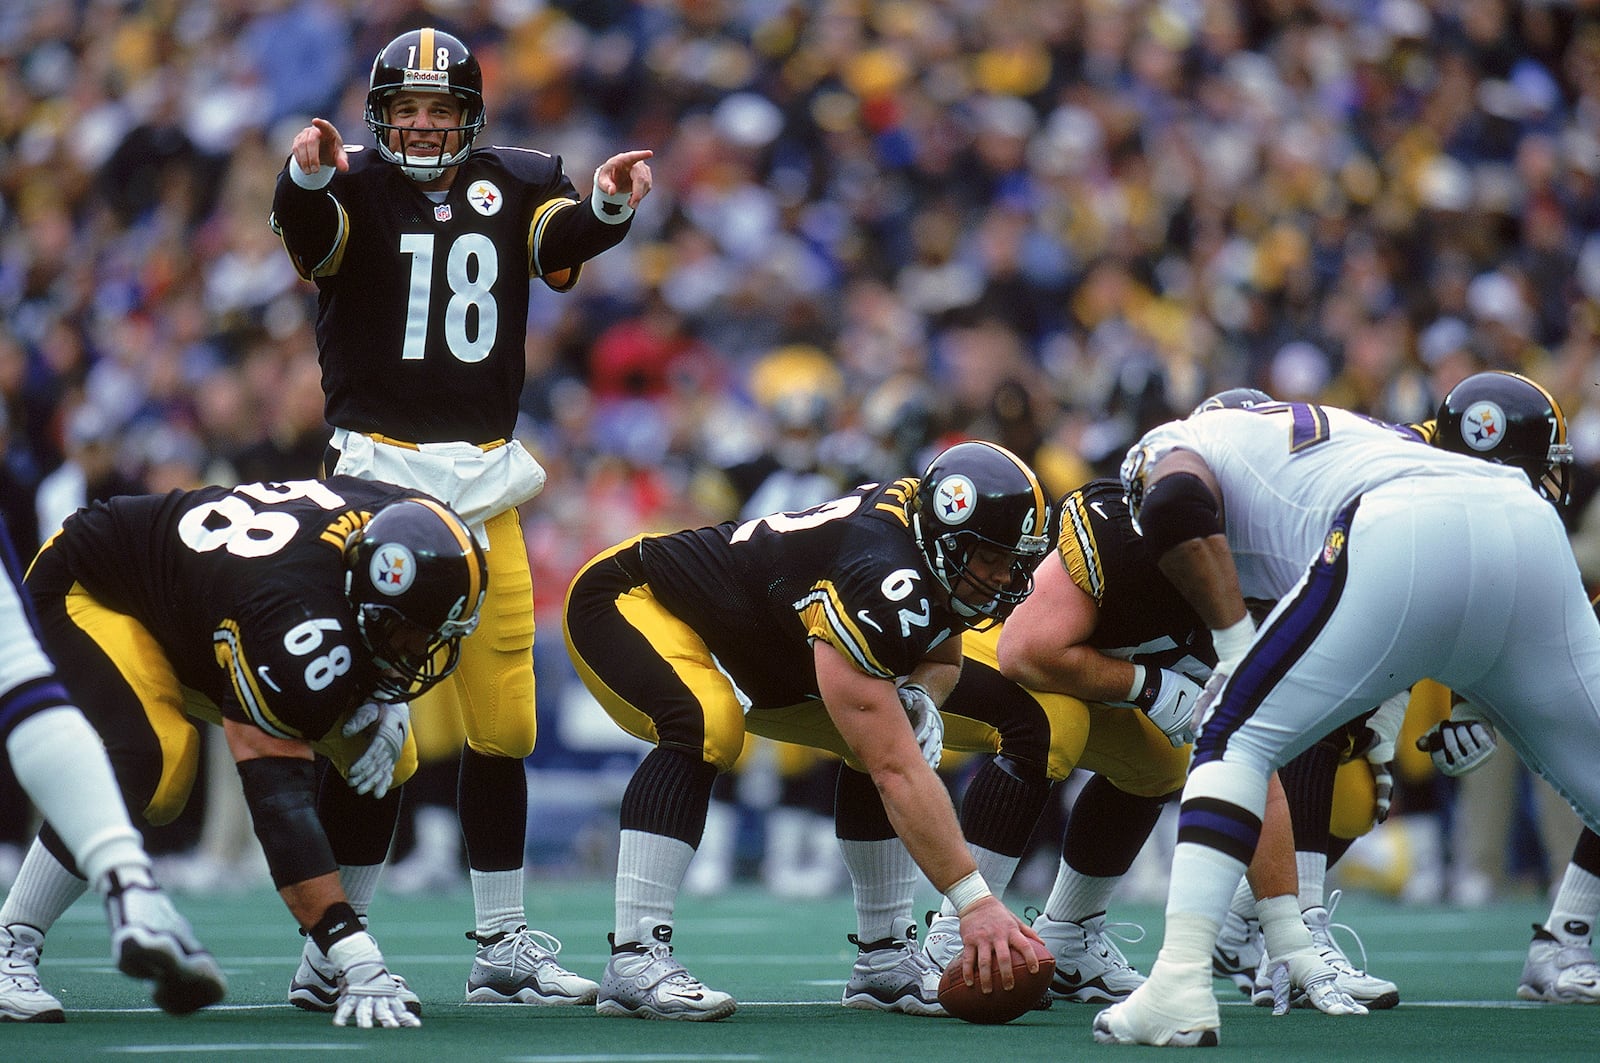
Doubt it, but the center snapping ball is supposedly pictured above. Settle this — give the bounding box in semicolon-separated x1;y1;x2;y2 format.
937;937;1055;1024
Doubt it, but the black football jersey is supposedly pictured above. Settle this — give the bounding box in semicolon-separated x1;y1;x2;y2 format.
270;145;629;443
639;479;961;710
42;477;424;742
1054;478;1213;676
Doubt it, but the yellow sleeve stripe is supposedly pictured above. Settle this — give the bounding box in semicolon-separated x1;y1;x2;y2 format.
270;198;350;281
1058;492;1103;603
529;196;580;278
795;582;894;678
214;620;301;740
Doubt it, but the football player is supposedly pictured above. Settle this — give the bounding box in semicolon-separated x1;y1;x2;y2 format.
563;440;1052;1020
920;474;1383;1013
1413;370;1600;1005
1094;375;1600;1047
0;515;223;1022
269;26;652;1006
0;478;486;1029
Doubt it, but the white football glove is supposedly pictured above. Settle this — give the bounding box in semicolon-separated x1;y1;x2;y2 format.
1416;711;1497;777
1133;667;1203;747
327;931;421;1028
897;683;943;770
343;700;410;799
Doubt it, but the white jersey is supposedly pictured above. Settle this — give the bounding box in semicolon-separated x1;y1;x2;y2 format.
1121;404;1531;601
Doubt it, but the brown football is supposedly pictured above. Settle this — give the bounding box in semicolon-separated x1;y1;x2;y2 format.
937;937;1055;1024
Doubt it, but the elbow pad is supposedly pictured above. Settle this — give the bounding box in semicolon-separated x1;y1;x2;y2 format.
1138;472;1222;557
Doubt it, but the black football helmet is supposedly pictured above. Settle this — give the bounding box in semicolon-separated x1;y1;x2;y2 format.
1434;370;1574;505
1191;387;1273;415
365;28;485;181
912;441;1052;629
345;497;487;701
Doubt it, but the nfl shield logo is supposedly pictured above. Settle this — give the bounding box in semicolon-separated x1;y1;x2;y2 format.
435;204;452;222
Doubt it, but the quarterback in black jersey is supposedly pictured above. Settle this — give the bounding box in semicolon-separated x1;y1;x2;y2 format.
269;26;651;1005
564;441;1052;1020
10;477;485;1028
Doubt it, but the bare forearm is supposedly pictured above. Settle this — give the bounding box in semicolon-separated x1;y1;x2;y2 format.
1157;533;1248;629
871;762;976;892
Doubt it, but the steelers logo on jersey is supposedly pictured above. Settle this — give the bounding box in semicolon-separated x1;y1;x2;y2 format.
934;474;976;525
1461;400;1505;453
467;180;504;216
370;543;417;595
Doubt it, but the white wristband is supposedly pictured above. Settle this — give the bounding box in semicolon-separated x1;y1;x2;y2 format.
945;870;993;914
1210;615;1256;670
592;170;634;224
1126;664;1146;703
289;155;336;190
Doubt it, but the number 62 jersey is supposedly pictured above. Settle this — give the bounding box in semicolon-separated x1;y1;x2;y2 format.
636;477;965;711
27;476;427;742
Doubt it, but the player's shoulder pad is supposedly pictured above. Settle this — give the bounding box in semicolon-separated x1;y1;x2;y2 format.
470;144;566;187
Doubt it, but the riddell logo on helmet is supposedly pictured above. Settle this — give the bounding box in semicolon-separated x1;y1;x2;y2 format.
403;70;449;88
934;475;976;525
370;544;417;596
1461;400;1505;452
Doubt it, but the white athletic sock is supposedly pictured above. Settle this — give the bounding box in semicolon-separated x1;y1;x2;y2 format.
1296;850;1328;912
6;707;149;885
839;837;918;942
615;828;694;943
0;836;88;932
1228;874;1257;921
471;867;526;938
1043;859;1119;924
936;844;1023;917
1158;761;1265;964
338;863;384;921
1547;863;1600;944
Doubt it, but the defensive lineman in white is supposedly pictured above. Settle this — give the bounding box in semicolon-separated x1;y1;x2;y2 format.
1093;400;1600;1047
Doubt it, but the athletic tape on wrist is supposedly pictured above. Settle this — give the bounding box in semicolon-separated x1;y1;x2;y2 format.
591;171;634;224
945;869;993;914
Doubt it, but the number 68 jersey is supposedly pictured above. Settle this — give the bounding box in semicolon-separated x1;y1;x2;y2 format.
28;476;425;742
638;478;965;711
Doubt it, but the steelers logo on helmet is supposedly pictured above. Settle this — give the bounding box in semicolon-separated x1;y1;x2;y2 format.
934;474;977;525
1460;400;1506;453
370;543;418;596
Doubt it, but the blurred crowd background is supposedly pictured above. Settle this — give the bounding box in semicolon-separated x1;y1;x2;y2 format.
2;0;1599;910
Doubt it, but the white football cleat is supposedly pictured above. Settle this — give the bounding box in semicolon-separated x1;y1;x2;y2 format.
289;934;421;1015
922;911;962;970
1211;907;1262;996
102;868;225;1015
0;924;63;1023
1092;959;1219;1047
597;920;735;1021
841;920;944;1016
1518;923;1600;1003
467;925;598;1005
1036;911;1146;1003
1302;892;1398;1009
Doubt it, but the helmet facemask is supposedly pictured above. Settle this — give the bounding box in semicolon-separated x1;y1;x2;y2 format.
354;601;477;702
917;520;1048;629
367;89;484;181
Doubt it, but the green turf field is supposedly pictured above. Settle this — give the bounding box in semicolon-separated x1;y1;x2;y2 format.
7;881;1598;1061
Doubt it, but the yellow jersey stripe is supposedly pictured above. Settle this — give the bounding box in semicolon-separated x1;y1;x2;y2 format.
795;582;893;678
214;620;299;740
1059;492;1103;603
